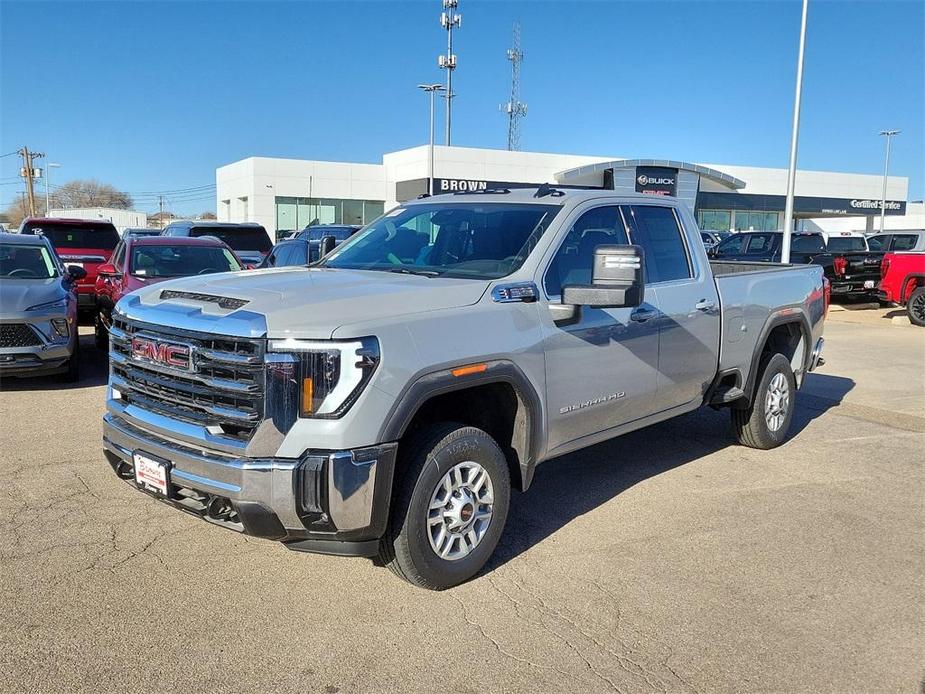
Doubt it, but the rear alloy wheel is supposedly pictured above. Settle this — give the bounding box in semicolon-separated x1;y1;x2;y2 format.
379;423;510;590
732;352;796;449
907;287;925;327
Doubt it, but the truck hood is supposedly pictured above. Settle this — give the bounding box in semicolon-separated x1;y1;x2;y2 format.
120;267;489;338
0;278;66;315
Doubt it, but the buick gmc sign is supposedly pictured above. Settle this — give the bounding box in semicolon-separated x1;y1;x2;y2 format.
635;166;677;196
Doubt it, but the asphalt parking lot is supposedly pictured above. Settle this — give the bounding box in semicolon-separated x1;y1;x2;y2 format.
1;309;922;694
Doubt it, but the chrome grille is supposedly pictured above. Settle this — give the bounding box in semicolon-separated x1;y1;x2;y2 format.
109;316;265;442
0;324;41;348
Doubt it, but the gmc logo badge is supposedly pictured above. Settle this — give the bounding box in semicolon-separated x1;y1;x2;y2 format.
131;337;192;371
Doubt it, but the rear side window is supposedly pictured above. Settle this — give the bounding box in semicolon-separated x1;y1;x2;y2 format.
189;226;272;252
791;235;826;253
21;221;119;250
891;234;918;251
544;206;629;296
867;235;889;251
623;205;691;283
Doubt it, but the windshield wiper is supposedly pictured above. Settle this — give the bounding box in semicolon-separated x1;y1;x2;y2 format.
387;267;441;277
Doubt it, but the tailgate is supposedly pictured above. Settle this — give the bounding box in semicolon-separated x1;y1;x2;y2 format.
841;252;884;277
57;247;111;294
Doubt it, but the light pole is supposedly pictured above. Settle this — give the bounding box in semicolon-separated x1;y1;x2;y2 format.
878;130;900;233
418;84;445;195
45;162;61;215
781;0;809;264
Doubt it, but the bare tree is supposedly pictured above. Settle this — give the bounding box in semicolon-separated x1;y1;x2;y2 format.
198;211;217;220
51;179;134;210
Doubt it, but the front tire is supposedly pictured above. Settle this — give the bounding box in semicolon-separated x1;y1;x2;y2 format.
379;423;511;590
94;311;109;351
907;287;925;327
732;352;796;449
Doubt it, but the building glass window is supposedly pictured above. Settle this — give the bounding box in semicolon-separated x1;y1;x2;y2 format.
697;209;731;232
276;197;385;232
734;211;779;231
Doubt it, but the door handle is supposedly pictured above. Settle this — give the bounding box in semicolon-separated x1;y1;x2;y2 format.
695;299;717;313
630;308;658;322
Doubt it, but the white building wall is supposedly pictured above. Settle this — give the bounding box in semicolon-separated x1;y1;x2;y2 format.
49;207;147;232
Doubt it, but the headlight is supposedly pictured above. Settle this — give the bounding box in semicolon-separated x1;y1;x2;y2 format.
25;297;68;312
268;337;379;418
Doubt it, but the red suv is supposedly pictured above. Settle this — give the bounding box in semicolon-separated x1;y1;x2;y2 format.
878;252;925;326
93;235;244;348
20;217;120;316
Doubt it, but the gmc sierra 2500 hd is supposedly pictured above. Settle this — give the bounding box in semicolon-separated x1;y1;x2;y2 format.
102;187;827;589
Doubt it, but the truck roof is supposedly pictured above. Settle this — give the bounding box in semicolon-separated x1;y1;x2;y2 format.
127;235;231;247
21;217;117;227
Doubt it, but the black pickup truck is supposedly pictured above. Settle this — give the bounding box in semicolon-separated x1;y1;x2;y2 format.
709;231;881;299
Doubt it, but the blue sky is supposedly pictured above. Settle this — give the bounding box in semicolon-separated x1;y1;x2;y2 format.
1;0;922;215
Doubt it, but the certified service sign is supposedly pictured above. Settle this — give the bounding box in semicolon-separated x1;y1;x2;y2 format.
635;166;678;197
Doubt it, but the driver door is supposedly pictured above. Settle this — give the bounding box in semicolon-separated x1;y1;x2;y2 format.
540;205;661;454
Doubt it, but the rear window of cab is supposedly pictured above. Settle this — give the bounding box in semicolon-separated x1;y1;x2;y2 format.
21;221;119;250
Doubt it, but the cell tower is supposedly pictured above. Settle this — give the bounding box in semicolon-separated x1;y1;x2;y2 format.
438;0;461;146
502;22;527;151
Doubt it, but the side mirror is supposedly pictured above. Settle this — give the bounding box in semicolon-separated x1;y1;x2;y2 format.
562;245;644;309
66;264;88;281
318;235;337;257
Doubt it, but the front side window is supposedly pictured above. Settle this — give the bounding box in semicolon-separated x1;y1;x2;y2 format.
713;234;746;256
544;206;628;296
324;203;562;280
0;244;58;279
623;205;691;283
130;245;242;277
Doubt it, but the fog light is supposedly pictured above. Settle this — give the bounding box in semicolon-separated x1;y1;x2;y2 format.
50;318;70;340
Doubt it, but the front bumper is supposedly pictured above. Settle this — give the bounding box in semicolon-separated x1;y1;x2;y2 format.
102;412;397;556
0;316;75;377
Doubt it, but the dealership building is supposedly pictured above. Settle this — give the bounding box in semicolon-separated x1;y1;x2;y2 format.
215;145;910;237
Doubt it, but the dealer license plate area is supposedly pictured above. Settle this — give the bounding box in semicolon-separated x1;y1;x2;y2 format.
133;451;171;497
864;280;875;289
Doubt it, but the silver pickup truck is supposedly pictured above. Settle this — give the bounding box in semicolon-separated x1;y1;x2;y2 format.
102;187;827;589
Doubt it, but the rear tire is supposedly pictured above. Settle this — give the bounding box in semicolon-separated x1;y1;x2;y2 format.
94;312;109;351
379;423;511;590
58;337;80;384
907;287;925;327
732;353;796;449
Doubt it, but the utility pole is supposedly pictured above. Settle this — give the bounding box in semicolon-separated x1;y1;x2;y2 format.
501;22;527;151
878;130;900;233
158;195;165;228
418;84;445;195
438;0;461;146
18;147;44;217
781;0;809;264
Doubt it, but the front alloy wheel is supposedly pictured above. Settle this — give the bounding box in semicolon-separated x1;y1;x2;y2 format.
427;461;494;561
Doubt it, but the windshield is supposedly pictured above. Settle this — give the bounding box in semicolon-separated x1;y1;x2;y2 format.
130;245;242;277
189;226;272;252
322;203;562;279
0;244;59;279
827;237;867;252
21;221;119;250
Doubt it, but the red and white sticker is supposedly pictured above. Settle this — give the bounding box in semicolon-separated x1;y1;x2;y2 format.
133;452;169;496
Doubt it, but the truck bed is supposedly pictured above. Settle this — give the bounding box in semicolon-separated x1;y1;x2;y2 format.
711;260;825;384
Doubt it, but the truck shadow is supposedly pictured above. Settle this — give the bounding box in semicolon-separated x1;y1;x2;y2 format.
0;331;109;392
485;373;855;575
